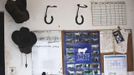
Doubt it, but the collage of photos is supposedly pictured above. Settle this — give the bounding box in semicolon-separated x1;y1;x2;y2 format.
64;31;101;75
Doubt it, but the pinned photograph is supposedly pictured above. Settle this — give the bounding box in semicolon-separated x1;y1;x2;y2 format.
113;30;124;44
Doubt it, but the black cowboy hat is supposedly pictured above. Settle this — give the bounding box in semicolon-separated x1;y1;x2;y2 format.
12;27;37;54
5;0;29;23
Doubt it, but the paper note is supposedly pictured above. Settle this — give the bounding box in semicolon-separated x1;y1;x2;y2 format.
32;31;62;75
100;29;129;54
114;30;129;53
100;30;114;53
104;55;127;75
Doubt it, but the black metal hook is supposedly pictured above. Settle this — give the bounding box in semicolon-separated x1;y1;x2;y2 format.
75;4;88;25
44;5;57;24
44;15;54;24
75;15;84;25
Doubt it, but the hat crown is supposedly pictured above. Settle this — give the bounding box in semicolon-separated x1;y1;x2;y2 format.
12;27;37;54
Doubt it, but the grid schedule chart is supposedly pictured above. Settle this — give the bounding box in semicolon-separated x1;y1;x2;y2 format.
91;1;126;26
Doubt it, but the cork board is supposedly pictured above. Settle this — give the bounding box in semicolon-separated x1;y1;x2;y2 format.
101;32;134;72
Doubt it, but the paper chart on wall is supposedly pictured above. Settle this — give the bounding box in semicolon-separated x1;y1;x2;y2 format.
104;55;127;75
91;1;126;26
32;31;62;75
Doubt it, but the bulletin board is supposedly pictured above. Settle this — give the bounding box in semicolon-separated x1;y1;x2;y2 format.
62;30;134;74
101;31;134;72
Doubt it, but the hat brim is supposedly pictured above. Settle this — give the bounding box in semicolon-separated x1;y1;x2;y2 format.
19;46;32;54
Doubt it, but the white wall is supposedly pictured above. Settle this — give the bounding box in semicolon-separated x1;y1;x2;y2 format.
0;0;4;12
1;0;134;75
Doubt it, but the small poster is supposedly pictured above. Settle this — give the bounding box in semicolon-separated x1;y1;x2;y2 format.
63;31;101;75
100;30;114;53
32;31;62;75
104;55;127;75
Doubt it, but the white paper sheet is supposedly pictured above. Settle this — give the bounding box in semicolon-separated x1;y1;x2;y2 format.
100;30;114;53
100;29;129;54
114;30;129;53
32;31;62;75
104;55;127;75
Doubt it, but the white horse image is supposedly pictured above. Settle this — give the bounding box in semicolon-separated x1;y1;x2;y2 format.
78;48;87;54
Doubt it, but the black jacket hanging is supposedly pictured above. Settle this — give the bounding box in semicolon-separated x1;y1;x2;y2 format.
5;0;29;23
